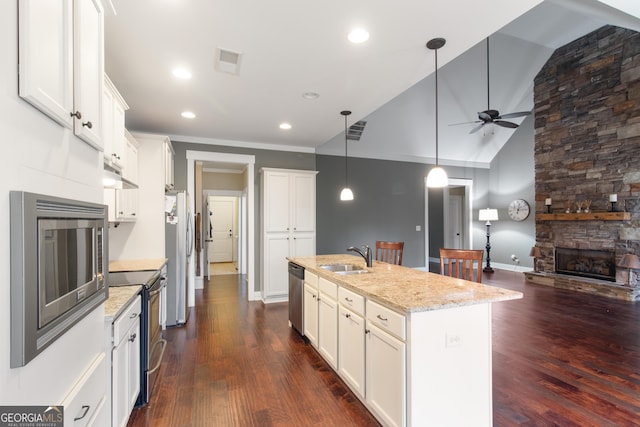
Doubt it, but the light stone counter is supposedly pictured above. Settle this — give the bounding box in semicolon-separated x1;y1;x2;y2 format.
288;254;522;314
104;286;141;321
109;258;168;272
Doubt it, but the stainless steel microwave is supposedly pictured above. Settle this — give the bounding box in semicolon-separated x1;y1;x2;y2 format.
10;192;108;367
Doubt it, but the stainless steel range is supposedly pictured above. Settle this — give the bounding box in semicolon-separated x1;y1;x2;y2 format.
109;270;166;406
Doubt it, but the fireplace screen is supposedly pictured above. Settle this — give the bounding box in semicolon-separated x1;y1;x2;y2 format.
555;248;616;282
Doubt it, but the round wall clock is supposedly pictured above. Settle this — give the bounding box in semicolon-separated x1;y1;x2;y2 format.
508;199;530;221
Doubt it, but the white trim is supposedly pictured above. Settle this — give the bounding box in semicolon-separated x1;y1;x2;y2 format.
318;152;491;169
425;178;473;268
186;150;257;301
172;134;316;154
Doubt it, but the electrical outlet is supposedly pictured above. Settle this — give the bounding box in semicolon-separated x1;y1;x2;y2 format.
445;333;463;348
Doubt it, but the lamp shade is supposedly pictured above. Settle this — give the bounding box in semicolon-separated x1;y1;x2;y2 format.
479;208;498;222
618;254;640;269
426;166;448;188
529;246;542;258
340;187;354;201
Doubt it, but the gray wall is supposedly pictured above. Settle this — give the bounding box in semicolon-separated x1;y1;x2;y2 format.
316;155;492;268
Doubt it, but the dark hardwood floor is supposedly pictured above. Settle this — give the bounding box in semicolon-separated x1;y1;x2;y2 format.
128;269;640;426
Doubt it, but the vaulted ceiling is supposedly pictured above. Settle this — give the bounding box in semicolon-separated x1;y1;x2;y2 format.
104;0;640;167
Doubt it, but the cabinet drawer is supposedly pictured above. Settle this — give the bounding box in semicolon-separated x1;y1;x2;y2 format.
338;287;365;316
61;353;107;427
319;277;337;300
304;270;318;287
366;300;406;341
113;295;141;344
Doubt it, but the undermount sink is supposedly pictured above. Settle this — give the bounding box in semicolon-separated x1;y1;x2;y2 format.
320;264;369;275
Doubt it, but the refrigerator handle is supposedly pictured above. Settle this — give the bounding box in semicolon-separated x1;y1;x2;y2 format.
186;212;194;257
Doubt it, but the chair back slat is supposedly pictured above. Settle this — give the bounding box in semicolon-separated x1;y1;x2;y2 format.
375;241;404;265
439;248;484;283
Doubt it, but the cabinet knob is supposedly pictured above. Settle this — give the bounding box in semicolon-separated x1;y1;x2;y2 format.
70;110;82;119
345;313;351;318
365;329;370;335
82;120;93;129
129;333;137;342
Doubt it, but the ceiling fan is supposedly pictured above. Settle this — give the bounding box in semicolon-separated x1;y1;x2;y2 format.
451;37;530;134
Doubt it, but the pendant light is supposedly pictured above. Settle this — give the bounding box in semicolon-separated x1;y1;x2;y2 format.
426;38;448;188
339;110;354;201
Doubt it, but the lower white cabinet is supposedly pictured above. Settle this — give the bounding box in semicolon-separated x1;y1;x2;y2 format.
109;296;141;427
338;304;365;399
317;278;338;369
303;282;319;346
60;352;108;427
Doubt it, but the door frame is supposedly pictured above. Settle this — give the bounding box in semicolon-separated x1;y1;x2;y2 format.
187;151;256;301
424;178;473;268
203;190;244;277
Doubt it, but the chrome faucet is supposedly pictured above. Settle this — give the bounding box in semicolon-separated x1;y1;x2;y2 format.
347;245;372;267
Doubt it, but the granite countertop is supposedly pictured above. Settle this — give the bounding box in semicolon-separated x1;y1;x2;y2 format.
104;286;142;321
109;258;168;272
288;254;523;314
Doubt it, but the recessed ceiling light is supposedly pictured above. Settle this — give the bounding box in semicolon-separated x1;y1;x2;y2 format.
279;123;292;130
181;111;196;119
172;68;192;79
348;28;370;44
302;92;320;100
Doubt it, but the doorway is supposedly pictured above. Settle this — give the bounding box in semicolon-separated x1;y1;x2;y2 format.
424;178;473;267
187;151;256;301
203;193;243;279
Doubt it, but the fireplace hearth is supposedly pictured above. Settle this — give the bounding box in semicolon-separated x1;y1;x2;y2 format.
555;248;616;282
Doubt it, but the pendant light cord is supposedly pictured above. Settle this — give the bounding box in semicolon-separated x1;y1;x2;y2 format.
434;47;439;166
344;114;349;186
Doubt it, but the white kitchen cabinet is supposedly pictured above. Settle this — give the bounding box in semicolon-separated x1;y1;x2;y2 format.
103;75;128;169
338;288;366;399
60;352;108;427
123;131;139;184
317;278;338;369
103;188;137;222
19;0;105;150
109;296;141;427
303;282;319;346
261;168;317;302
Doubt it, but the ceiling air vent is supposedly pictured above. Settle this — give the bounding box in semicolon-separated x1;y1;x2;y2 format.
347;120;367;141
215;48;242;75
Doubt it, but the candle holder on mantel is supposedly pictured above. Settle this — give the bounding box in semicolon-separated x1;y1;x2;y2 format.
610;194;618;212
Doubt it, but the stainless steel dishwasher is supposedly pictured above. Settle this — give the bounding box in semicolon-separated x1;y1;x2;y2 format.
288;262;304;335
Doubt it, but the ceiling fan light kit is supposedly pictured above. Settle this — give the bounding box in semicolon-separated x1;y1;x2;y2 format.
426;38;448;188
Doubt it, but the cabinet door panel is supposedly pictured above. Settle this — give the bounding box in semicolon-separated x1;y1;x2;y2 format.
339;306;365;399
73;0;103;150
318;294;338;369
19;0;74;128
264;235;289;297
366;323;406;427
264;172;290;232
303;283;318;347
127;320;141;416
291;173;315;232
292;233;315;257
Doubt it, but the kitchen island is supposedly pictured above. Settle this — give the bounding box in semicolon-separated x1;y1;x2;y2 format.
288;254;522;427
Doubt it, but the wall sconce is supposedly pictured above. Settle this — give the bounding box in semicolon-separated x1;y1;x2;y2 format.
479;208;498;273
529;246;542;273
618;253;640;286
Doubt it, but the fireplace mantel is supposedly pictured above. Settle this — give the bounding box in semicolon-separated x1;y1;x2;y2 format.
536;212;630;221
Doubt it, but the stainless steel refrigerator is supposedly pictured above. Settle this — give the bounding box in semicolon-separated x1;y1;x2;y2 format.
165;191;192;326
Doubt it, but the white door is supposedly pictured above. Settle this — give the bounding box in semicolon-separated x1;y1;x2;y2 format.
210;197;234;263
446;195;464;248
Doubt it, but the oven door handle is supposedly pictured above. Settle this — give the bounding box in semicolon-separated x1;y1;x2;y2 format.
147;339;167;375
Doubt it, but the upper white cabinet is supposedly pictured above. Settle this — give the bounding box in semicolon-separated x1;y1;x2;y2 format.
261;168;317;302
103;75;128;168
123;131;139;184
19;0;105;150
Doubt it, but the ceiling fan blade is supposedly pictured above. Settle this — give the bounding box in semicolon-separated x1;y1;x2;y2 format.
494;120;519;129
469;122;485;134
499;111;531;119
449;120;481;127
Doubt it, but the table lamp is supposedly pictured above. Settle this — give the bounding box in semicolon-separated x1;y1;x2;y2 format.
529;246;542;272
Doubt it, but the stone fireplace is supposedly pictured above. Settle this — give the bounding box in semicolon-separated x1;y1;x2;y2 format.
526;25;640;301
